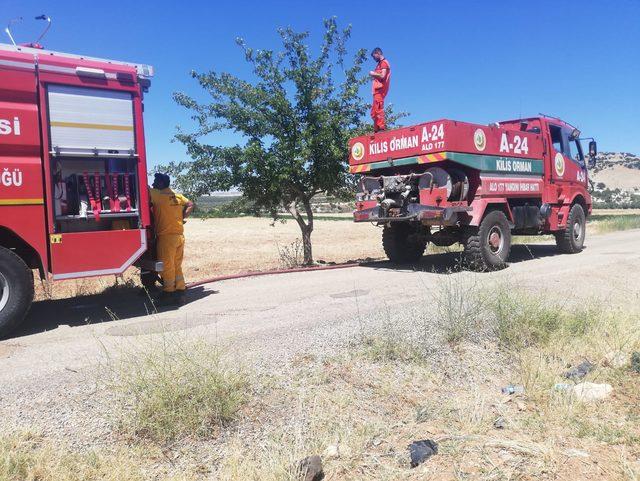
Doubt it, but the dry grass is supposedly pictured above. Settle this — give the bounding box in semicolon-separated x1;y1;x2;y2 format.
34;216;386;301
103;338;249;445
0;432;169;481
590;213;640;233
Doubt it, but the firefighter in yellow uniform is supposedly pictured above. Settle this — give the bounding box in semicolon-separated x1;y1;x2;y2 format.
149;173;194;305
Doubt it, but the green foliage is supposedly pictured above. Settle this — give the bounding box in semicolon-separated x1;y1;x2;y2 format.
491;289;601;350
161;18;402;263
590;214;640;232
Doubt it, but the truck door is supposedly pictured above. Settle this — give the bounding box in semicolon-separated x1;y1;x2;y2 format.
548;123;587;189
36;61;149;280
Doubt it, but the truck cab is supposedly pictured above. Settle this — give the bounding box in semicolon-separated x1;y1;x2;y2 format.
349;116;597;270
0;42;157;335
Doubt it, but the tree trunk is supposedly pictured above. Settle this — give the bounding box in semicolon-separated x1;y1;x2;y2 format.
301;225;313;266
287;199;314;266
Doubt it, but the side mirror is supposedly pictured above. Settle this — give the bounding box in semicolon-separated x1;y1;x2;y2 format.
588;140;597;169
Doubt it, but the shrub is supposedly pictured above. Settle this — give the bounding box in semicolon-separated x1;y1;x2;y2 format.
490;288;602;351
106;340;249;444
433;276;488;345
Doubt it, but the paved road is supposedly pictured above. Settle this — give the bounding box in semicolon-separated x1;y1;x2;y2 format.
0;229;638;443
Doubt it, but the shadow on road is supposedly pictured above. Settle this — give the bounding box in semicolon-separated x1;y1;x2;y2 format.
360;243;564;273
15;286;216;339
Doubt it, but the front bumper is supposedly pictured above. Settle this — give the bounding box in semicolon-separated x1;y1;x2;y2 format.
354;204;472;224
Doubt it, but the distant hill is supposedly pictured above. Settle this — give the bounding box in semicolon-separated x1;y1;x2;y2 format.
590;152;640;208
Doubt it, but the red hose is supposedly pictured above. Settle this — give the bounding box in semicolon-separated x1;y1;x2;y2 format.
186;262;360;289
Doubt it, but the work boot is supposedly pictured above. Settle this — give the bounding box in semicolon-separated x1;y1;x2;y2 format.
154;291;179;307
175;290;186;306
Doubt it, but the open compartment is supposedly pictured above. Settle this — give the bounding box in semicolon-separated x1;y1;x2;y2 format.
45;83;143;233
52;157;140;233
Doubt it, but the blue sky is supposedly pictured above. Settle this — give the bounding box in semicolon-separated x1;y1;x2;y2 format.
7;0;640;169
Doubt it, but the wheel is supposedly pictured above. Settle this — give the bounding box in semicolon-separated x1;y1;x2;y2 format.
0;246;34;337
555;204;586;254
463;210;512;271
382;223;428;263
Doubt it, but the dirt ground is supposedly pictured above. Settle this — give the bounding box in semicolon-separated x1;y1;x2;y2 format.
181;216;384;275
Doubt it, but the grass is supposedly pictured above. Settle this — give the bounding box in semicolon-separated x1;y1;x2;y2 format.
590;213;640;233
104;338;249;445
0;432;157;481
492;289;568;350
355;276;490;362
357;330;423;363
433;276;489;345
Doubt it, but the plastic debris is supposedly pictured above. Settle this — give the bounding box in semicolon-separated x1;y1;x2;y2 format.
563;360;594;380
501;384;525;395
409;439;438;467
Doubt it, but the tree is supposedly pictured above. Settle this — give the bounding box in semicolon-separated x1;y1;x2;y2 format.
162;19;380;265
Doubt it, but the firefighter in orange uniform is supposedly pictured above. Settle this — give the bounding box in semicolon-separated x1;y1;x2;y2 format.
149;173;194;305
369;47;391;132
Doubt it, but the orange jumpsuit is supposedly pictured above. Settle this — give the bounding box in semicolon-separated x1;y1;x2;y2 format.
371;58;391;132
149;188;191;293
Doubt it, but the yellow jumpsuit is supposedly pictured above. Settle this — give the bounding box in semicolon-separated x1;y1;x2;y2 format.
149;188;191;293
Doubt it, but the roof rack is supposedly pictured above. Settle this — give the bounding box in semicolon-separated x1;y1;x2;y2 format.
538;113;577;130
0;42;153;78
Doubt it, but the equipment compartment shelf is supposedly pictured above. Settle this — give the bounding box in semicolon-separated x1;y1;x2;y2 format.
56;210;139;220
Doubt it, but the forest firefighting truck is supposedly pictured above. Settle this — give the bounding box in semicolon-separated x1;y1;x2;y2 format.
0;19;160;335
349;116;597;270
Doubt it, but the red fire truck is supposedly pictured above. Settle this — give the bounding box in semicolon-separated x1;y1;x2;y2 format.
0;37;160;335
349;116;597;270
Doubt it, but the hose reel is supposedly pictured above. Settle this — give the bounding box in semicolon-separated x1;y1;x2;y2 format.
419;167;469;201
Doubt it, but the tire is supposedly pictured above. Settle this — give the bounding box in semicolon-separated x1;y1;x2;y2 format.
382;223;428;263
463;210;512;271
0;246;34;338
555;204;586;254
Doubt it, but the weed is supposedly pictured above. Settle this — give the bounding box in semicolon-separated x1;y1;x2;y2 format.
0;432;152;481
491;289;566;350
38;279;54;300
590;214;640;233
356;303;424;363
357;334;422;363
105;338;249;445
433;276;488;345
277;239;304;268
